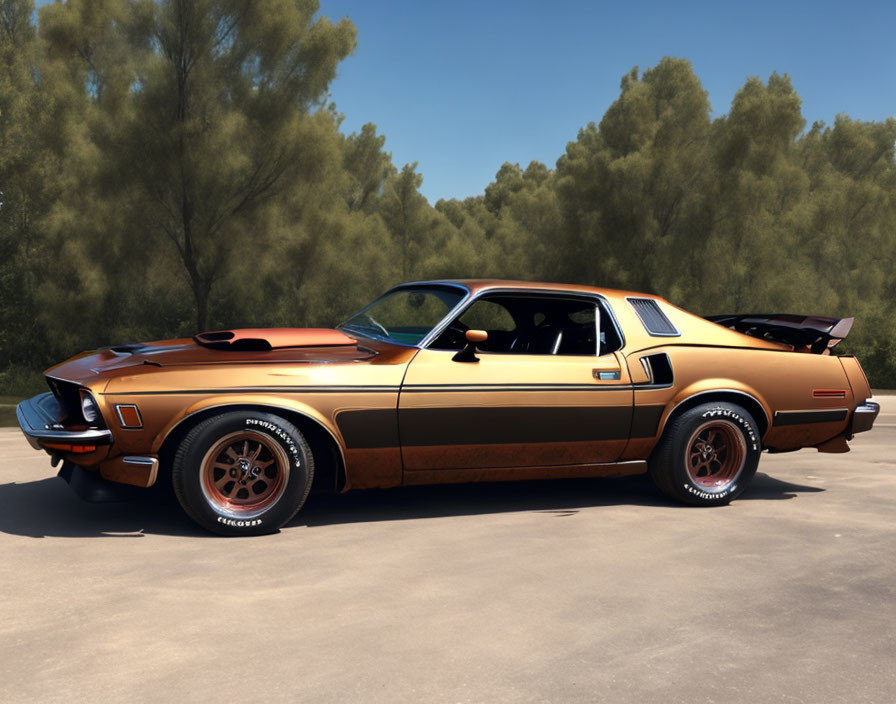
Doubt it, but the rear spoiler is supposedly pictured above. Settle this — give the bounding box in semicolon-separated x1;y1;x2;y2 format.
706;314;854;354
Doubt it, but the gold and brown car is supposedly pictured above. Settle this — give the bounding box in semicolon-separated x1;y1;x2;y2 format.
17;279;879;534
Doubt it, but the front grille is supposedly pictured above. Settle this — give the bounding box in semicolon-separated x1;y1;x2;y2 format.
46;377;105;427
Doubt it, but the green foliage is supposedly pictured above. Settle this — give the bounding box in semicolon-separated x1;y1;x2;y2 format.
0;5;894;394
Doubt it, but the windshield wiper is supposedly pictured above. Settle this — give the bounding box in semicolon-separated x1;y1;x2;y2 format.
337;323;386;342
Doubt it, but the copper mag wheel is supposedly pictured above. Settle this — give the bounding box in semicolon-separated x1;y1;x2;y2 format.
686;419;747;492
200;430;290;519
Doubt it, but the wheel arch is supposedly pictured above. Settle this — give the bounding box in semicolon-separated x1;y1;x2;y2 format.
661;388;770;442
157;403;346;494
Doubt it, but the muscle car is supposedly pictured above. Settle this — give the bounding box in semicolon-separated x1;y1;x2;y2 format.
17;280;880;535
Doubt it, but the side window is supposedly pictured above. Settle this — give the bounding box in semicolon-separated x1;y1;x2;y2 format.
457;300;516;333
597;300;623;355
430;294;604;356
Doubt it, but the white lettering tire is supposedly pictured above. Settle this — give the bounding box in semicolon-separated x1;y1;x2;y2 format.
648;402;761;506
172;411;314;535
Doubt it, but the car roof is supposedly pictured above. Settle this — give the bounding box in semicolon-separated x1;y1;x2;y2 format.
397;279;786;353
402;279;651;302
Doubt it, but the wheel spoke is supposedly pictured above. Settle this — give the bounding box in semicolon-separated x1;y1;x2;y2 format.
201;430;292;516
685;420;747;490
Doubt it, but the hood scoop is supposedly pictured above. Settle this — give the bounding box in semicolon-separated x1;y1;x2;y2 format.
194;328;357;351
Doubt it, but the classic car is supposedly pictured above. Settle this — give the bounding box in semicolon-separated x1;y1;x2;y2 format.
17;279;879;535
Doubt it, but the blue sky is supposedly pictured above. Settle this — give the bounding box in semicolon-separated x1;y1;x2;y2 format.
321;0;896;202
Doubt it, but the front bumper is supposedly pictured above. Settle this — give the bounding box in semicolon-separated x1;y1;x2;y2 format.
851;401;880;435
16;392;113;450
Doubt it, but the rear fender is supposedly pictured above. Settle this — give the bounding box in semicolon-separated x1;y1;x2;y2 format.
839;356;872;401
661;379;771;440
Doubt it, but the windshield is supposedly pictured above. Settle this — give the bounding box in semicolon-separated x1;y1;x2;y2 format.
338;285;467;345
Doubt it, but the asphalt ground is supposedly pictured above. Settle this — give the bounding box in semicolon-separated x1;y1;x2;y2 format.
0;397;893;703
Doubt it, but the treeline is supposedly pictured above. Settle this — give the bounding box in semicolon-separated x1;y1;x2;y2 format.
2;0;895;391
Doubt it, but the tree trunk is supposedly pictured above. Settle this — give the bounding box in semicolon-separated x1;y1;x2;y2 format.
193;279;209;332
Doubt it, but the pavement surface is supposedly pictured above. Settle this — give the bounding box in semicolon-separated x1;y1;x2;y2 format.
0;397;894;704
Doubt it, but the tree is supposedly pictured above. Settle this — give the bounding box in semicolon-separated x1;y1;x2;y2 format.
0;0;56;381
40;0;357;331
555;58;714;294
379;163;435;280
342;122;396;214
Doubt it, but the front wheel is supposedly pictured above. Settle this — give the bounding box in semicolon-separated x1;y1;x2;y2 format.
649;402;761;506
172;410;314;535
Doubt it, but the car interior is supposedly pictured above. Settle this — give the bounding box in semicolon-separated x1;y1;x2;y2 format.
430;294;622;356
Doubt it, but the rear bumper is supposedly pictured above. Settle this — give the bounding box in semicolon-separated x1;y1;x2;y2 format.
851;401;880;435
16;392;113;449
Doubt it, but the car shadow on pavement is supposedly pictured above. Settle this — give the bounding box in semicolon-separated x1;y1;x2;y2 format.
291;471;824;528
0;471;824;538
743;472;825;500
0;477;203;539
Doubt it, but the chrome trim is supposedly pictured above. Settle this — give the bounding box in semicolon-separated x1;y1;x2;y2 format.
414;283;474;348
625;296;681;337
665;389;770;436
338;281;472;348
122;456;157;466
16;393;114;446
109;385;402;396
422;286;627;354
121;456;159;486
639;357;653;382
402;382;633;392
115;403;144;429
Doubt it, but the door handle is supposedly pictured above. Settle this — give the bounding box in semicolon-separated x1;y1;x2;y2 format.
593;369;621;381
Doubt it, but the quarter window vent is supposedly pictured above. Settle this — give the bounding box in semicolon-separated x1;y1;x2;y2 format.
628;298;679;337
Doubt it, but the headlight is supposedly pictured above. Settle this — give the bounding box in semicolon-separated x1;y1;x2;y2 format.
80;390;100;424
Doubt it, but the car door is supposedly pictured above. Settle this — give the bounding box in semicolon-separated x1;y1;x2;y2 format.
398;292;633;472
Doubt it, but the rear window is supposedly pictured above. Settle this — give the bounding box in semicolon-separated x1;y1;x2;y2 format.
628;297;679;337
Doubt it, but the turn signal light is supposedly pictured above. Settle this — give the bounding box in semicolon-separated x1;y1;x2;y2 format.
115;404;143;429
41;443;97;454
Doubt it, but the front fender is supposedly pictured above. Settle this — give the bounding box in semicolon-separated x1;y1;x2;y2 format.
150;395;344;455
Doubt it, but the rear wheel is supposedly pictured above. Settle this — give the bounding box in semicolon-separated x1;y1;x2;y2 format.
172;410;314;535
649;402;761;506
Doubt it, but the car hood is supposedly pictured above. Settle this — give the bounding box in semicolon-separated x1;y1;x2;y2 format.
45;329;415;388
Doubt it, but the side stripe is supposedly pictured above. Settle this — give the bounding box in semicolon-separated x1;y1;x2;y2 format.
336;404;667;449
773;409;848;426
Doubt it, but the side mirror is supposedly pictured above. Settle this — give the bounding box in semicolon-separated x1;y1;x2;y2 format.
452;329;488;363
